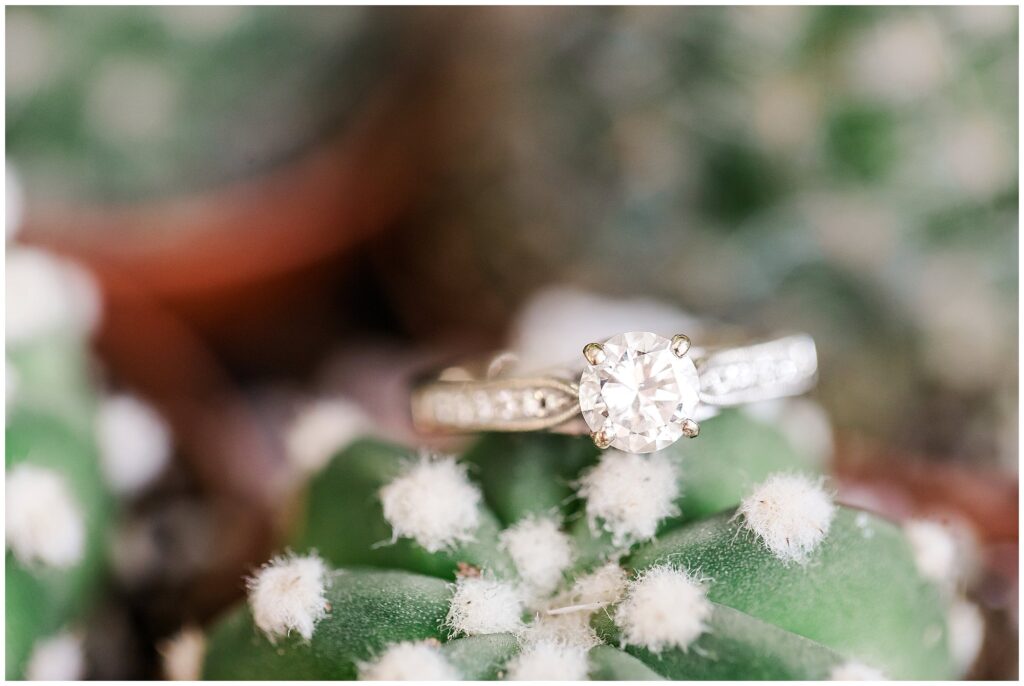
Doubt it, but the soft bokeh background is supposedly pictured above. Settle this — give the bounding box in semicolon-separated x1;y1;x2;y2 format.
6;5;1018;679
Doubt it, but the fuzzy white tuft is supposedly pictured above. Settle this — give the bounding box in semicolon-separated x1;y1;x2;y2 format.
903;519;958;587
829;660;888;680
96;393;172;496
6;247;102;344
379;452;481;553
577;450;680;546
246;552;329;642
285;397;370;475
500;516;574;599
446;576;524;637
738;473;835;564
359;640;460;680
947;598;984;676
506;641;590;681
528;561;630;649
159;626;206;680
5;463;85;569
570;562;629;608
26;630;85;680
521;611;599;651
614;566;711;653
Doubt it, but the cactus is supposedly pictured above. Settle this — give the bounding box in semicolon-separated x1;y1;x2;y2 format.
6;386;172;680
5;250;113;679
5;246;172;679
195;406;958;680
5;411;112;679
5;247;101;437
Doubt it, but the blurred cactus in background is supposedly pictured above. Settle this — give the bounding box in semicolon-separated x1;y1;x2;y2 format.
5;213;110;677
6;6;402;204
6;174;176;678
6;164;111;674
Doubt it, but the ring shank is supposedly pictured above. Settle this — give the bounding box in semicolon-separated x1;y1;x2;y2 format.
694;334;818;405
411;334;817;435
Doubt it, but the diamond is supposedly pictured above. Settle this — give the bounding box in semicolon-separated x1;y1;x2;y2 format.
521;390;544;417
473;391;494;421
494;390;519;420
578;332;701;453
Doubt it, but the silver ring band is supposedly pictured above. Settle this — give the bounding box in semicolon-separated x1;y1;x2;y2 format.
412;331;817;453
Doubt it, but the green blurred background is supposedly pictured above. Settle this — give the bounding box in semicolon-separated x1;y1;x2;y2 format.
6;5;1018;679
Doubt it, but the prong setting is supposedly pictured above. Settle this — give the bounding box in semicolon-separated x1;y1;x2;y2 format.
583;342;607;366
579;332;702;453
671;334;691;358
681;418;700;438
591;429;612;449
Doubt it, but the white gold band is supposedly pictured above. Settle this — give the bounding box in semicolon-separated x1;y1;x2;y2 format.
412;333;817;438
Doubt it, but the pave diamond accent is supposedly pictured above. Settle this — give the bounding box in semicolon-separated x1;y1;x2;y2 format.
578;331;701;454
697;335;817;405
414;381;578;431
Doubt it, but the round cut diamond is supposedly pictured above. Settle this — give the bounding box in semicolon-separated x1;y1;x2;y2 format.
578;332;701;453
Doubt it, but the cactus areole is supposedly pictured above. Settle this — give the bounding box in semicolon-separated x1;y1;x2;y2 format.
200;426;958;681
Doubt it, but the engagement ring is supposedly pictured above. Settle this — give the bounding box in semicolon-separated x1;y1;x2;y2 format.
412;331;817;453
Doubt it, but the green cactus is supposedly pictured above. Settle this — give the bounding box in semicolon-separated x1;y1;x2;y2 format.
5;411;113;679
199;408;957;680
6;341;113;679
293;440;515;581
6;334;97;437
